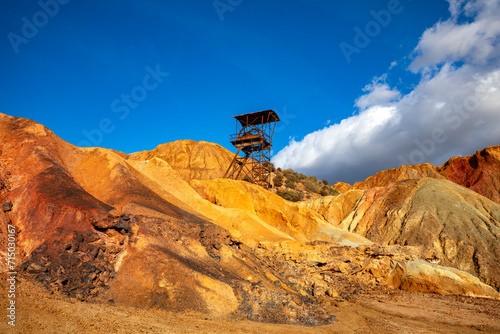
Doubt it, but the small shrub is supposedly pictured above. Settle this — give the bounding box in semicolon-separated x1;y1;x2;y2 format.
297;173;307;181
320;186;339;196
304;181;321;194
273;174;283;187
283;169;296;181
308;176;317;183
277;189;304;202
265;162;276;173
319;187;330;196
285;179;296;189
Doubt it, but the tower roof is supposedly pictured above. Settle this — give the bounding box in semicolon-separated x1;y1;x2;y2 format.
232;110;280;127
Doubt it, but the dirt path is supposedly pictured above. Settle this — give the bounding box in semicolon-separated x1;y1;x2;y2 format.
0;278;499;333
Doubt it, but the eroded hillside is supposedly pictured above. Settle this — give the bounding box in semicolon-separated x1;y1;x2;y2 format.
0;113;499;332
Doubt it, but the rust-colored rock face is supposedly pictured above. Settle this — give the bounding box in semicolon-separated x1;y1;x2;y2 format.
351;163;444;190
335;146;500;205
437;146;500;204
0;112;499;329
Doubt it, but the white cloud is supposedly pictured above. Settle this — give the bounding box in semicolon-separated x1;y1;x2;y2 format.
410;0;500;71
354;76;401;111
447;0;466;20
273;0;500;184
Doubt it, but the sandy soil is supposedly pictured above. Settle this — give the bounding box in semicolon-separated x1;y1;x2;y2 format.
1;277;499;334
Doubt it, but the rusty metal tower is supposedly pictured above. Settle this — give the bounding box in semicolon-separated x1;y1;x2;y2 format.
224;110;280;188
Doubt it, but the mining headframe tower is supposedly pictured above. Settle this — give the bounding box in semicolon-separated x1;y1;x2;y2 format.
224;110;280;188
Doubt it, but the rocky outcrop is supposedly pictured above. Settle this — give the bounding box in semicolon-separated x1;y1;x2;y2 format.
255;241;499;299
305;177;500;291
332;182;353;193
437;146;500;204
299;190;364;227
397;260;499;297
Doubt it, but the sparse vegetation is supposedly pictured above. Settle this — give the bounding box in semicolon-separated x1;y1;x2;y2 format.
304;180;321;193
320;187;339;196
272;167;339;201
285;179;296;189
265;162;276;173
277;189;304;202
273;174;283;187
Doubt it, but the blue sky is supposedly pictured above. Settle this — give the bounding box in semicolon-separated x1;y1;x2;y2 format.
1;0;499;183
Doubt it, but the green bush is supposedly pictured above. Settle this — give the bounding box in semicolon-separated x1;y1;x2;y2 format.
277;189;304;202
265;162;276;173
283;169;296;181
275;167;337;198
308;175;317;183
304;181;321;194
273;174;283;187
283;169;308;184
320;186;339;196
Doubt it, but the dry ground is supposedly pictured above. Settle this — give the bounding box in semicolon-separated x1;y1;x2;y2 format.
1;276;499;334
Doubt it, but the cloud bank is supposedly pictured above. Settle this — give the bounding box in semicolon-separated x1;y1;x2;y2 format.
273;0;500;184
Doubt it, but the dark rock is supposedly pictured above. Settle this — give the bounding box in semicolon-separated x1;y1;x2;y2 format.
2;201;12;212
21;261;32;271
89;246;100;259
79;242;89;253
120;214;131;221
33;245;48;254
106;245;119;254
115;218;132;234
27;262;45;273
85;232;100;243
